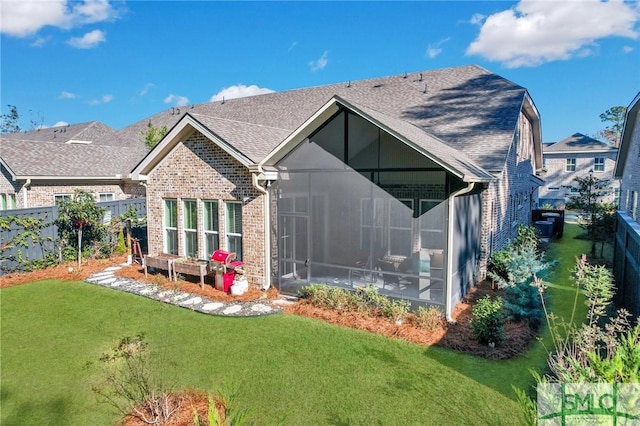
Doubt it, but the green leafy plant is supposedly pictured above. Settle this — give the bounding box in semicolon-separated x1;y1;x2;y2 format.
141;120;168;149
415;305;445;331
92;334;177;425
0;214;57;273
55;190;106;269
469;295;505;346
299;283;410;320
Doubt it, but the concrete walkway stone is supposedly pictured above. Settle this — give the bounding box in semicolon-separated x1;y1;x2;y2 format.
84;264;282;317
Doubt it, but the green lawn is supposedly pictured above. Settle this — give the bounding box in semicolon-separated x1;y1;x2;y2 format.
0;224;598;425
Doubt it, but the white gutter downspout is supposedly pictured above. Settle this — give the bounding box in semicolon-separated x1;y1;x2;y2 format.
22;179;31;208
251;166;271;290
445;181;476;322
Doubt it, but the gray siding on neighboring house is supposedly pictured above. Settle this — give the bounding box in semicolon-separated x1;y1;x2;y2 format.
540;134;619;208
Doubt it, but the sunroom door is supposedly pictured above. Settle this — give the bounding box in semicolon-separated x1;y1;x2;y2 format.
279;214;308;281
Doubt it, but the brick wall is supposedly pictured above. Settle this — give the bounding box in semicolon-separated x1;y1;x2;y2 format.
619;113;640;221
478;111;538;276
145;131;266;288
0;162;145;210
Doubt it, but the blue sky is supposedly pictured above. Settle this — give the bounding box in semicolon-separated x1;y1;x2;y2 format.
1;0;639;143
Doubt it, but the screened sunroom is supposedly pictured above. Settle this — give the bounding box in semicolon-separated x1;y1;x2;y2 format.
270;106;470;307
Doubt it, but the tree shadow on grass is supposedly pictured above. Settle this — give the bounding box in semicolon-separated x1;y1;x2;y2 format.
1;385;72;426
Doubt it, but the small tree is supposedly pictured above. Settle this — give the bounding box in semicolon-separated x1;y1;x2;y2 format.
1;105;21;133
141;121;168;149
566;174;612;258
599;105;627;146
56;190;106;269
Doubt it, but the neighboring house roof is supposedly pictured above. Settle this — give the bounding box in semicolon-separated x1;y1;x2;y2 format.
1;121;148;180
615;92;640;178
544;133;617;154
129;65;541;177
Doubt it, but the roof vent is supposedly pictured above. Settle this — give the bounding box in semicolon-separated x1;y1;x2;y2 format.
65;140;92;144
373;83;383;88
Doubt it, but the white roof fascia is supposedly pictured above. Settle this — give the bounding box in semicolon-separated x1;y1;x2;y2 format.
260;101;341;167
334;96;496;182
131;114;253;179
544;149;617;155
12;176;123;181
0;158;17;180
336;98;466;181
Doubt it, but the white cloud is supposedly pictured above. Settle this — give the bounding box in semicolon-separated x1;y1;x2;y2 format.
469;13;485;26
139;83;155;96
30;36;50;47
52;121;69;127
209;84;275;102
309;51;329;72
164;94;190;107
89;94;113;105
288;41;298;52
67;29;106;49
623;45;634;54
0;0;122;37
59;91;78;99
466;0;640;68
426;38;451;59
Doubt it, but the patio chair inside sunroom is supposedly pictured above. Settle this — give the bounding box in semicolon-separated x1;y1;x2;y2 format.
271;109;467;306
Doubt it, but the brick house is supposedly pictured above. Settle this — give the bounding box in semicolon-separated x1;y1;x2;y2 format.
539;133;619;208
613;92;640;317
0;121;147;209
131;65;543;319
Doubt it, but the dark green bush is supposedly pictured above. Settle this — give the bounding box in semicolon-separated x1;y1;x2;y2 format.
470;295;505;345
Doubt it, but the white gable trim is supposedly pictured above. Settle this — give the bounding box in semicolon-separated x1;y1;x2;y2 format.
131;113;253;180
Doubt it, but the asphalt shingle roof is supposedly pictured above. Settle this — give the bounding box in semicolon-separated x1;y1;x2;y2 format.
123;64;528;173
544;133;617;153
1;121;148;177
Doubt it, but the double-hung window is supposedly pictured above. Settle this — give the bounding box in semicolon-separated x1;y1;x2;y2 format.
54;194;72;204
164;199;178;255
183;200;198;258
594;157;605;172
566;158;576;172
226;202;242;260
99;193;114;202
203;200;219;257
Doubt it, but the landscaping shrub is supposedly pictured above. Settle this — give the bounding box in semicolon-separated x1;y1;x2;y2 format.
298;283;410;320
415;305;445;331
469;295;505;346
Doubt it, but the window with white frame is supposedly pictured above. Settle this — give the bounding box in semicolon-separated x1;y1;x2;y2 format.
164;199;178;255
566;158;576;172
99;193;114;202
594;157;605;172
54;194;72;204
226;201;242;260
0;194;6;210
8;194;16;209
183;200;198;258
203;200;219;258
